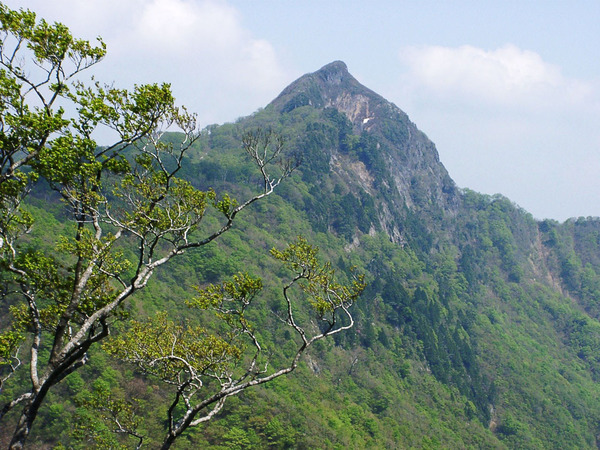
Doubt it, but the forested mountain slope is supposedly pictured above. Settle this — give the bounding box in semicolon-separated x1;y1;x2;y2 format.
5;60;600;449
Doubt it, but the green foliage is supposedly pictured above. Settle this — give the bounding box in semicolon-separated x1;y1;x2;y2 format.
5;7;600;448
104;312;243;382
0;4;295;448
271;236;365;317
71;379;143;449
0;330;22;364
94;237;363;445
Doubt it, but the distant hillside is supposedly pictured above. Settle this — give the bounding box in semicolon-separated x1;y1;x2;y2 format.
12;61;600;449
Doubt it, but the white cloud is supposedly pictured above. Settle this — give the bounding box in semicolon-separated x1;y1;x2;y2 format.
4;0;289;125
101;0;288;101
399;44;593;110
393;44;600;220
104;0;288;102
133;0;243;55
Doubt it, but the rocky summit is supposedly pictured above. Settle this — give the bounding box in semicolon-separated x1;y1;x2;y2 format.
186;61;600;448
7;59;600;448
270;62;460;239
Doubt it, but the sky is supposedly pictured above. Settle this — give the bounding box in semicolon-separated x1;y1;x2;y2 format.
4;0;600;221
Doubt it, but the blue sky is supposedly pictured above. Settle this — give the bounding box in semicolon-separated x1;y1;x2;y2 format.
5;0;600;221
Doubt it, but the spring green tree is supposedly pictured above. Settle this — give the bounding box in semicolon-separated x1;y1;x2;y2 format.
0;4;301;448
102;237;364;448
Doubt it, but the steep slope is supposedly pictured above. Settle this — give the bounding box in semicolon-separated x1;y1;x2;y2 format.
8;61;600;449
172;61;600;448
269;61;460;240
186;61;600;448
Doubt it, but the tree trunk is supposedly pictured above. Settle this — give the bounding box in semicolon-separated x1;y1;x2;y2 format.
8;385;49;450
9;400;38;449
160;433;178;450
160;414;192;450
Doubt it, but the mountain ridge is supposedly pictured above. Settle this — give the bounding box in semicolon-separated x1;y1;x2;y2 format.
9;60;600;448
267;61;460;239
235;61;600;447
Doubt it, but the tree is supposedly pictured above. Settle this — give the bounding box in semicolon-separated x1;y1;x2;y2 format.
103;237;364;448
0;5;300;448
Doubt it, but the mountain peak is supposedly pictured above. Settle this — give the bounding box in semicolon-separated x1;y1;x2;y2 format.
315;60;349;84
319;60;348;71
267;61;458;218
269;61;384;131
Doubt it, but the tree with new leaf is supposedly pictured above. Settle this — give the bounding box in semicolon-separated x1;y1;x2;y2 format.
0;4;297;448
101;237;365;448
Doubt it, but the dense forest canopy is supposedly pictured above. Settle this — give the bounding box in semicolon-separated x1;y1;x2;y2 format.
3;4;600;449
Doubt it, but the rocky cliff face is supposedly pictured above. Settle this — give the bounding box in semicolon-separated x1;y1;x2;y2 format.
269;61;460;229
171;60;600;448
271;61;383;133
